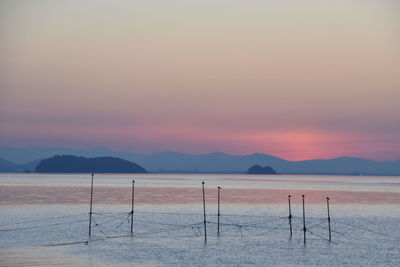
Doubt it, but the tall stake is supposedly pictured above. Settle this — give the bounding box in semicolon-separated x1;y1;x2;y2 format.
302;194;306;244
130;180;135;235
202;181;207;242
327;197;331;242
88;173;94;237
288;195;293;236
217;186;221;236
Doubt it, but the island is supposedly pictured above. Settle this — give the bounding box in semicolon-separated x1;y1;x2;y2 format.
36;155;147;173
247;164;277;174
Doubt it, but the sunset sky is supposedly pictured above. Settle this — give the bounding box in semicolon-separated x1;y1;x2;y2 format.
1;0;399;161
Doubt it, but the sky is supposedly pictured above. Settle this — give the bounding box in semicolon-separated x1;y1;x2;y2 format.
0;0;399;161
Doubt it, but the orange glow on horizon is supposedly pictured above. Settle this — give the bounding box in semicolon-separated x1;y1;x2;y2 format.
2;121;397;161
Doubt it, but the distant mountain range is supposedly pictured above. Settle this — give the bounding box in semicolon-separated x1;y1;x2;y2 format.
0;146;399;175
0;158;41;173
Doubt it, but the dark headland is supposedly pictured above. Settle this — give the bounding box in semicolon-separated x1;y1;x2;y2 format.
36;155;147;173
247;165;277;174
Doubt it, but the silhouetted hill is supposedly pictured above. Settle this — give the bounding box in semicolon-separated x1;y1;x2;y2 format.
36;155;147;173
247;165;277;174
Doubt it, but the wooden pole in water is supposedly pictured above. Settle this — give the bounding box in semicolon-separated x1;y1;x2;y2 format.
288;195;293;237
130;180;135;235
217;186;221;236
88;173;94;237
302;194;306;244
202;181;207;242
327;197;331;242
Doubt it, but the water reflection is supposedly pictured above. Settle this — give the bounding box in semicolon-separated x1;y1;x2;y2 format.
1;185;399;205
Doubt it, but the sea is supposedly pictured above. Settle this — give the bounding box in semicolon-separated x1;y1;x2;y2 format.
1;173;400;266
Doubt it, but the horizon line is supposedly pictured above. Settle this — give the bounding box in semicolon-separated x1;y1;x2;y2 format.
1;145;399;163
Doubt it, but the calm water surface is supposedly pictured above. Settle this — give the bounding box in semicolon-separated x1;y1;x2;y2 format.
1;174;400;266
